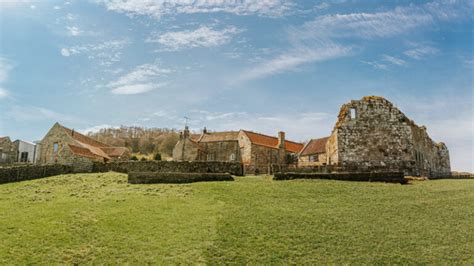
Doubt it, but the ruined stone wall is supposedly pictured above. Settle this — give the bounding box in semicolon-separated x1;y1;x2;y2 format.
200;141;241;162
327;96;451;177
172;138;199;162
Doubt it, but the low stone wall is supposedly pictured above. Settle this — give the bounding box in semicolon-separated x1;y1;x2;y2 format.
128;172;234;184
0;164;72;184
273;172;407;184
93;161;244;176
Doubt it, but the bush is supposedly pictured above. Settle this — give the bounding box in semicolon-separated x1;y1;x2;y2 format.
154;153;162;161
130;156;138;161
140;157;147;161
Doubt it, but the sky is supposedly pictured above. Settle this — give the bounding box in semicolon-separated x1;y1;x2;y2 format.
0;0;472;171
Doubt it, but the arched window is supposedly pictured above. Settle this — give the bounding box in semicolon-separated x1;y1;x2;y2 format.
230;153;236;161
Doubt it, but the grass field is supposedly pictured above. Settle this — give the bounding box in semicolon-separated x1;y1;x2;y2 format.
0;173;473;264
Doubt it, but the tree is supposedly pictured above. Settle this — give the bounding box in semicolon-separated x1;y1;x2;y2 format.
130;155;138;161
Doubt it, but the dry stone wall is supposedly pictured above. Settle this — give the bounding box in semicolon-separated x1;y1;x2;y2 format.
0;164;72;184
92;161;244;176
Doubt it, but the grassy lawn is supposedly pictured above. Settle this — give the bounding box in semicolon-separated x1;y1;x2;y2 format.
0;173;473;264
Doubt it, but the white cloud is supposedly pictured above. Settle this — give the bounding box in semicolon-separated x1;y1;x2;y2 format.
60;39;130;65
236;43;351;82
107;64;172;95
0;88;8;98
404;43;440;60
147;26;242;51
5;105;78;122
0;57;12;99
235;0;470;83
111;83;160;95
95;0;295;19
66;26;82;36
362;60;388;70
382;55;406;66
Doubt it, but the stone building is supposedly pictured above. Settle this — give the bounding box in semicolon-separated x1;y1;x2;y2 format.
38;123;131;171
298;137;329;166
0;137;17;164
173;127;304;174
325;96;451;177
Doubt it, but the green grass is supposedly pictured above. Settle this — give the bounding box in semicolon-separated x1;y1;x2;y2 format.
0;173;473;264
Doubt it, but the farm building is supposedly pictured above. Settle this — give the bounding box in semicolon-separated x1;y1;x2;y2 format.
298;137;329;167
173;127;304;174
38;123;131;171
13;140;38;164
0;137;16;164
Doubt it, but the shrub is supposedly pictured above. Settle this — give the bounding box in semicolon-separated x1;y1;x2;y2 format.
140;157;147;161
130;156;138;161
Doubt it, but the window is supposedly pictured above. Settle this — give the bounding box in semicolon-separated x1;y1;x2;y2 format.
53;143;59;153
20;152;29;162
207;153;215;161
230;153;236;161
350;108;357;119
309;155;319;162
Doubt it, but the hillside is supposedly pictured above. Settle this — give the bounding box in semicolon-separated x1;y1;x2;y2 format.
0;173;473;264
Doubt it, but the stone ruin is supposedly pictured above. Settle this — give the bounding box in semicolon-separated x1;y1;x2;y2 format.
325;96;451;178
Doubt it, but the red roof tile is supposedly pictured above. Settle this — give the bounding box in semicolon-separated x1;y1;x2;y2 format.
300;137;329;156
241;130;304;153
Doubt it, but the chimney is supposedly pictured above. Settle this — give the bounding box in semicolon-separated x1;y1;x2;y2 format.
71;129;75;137
203;127;207;134
277;131;285;149
183;126;190;138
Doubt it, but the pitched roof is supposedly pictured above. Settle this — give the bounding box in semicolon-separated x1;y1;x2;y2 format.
241;130;304;153
57;123;129;161
198;131;239;142
60;125;111;148
300;137;329;156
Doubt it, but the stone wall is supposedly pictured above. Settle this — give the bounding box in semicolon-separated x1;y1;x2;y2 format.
0;164;72;184
128;172;234;184
200;141;241;162
273;171;407;184
327;96;451;177
92;161;244;176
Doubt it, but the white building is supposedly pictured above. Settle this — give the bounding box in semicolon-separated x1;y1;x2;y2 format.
13;140;38;164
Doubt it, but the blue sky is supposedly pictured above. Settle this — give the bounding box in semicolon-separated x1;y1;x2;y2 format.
0;0;472;171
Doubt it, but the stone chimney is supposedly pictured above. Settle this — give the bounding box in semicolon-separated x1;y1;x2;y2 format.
277;131;285;149
183;126;190;138
203;127;207;134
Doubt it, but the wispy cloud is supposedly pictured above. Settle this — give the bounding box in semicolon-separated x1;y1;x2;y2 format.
382;55;406;66
0;57;12;99
147;26;242;51
404;43;440;60
60;39;130;66
95;0;295;19
5;105;78;123
107;63;172;95
236;44;351;82
234;0;471;83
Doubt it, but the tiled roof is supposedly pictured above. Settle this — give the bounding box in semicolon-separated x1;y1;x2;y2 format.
68;144;107;160
101;147;129;157
58;123;129;161
300;137;329;156
241;130;304;153
189;134;201;142
61;125;111;148
198;131;239;142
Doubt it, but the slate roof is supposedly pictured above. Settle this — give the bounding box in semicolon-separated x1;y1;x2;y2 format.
299;137;329;156
241;130;304;153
